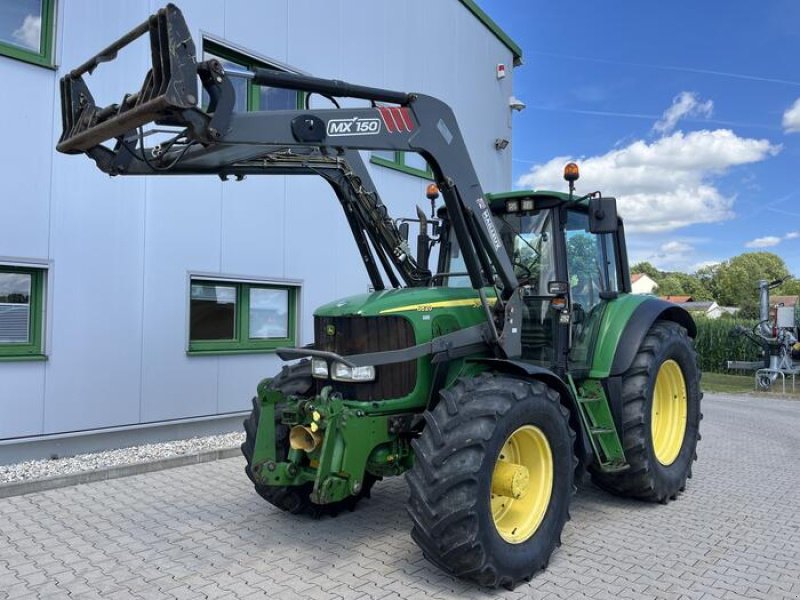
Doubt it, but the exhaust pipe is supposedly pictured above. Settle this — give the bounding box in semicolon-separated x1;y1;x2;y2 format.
289;425;323;452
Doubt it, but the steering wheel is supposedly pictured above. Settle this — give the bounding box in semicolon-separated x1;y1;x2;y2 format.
513;259;534;285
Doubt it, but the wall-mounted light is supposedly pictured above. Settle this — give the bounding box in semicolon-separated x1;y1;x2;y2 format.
495;138;510;151
509;96;526;111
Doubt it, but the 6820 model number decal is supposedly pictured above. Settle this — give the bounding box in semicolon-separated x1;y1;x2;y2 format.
326;117;382;136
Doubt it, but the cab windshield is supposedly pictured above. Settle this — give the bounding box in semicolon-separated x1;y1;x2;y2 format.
501;210;555;296
439;209;555;292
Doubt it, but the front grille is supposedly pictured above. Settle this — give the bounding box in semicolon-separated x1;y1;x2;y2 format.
314;315;417;401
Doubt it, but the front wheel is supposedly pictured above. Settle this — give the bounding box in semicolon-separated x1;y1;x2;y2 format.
406;373;575;589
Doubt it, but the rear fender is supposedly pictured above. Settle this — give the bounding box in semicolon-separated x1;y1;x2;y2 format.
590;296;696;379
610;299;696;376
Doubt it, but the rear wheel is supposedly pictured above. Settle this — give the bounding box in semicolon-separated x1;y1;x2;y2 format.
406;373;575;589
241;360;376;517
591;320;701;502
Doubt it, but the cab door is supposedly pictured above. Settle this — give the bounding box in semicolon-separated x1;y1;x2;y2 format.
563;208;622;373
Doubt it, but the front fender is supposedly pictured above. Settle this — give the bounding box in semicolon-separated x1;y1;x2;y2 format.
589;295;696;379
468;358;593;468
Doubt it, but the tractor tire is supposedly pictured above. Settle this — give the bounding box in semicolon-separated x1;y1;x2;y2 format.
591;320;702;502
406;372;575;589
241;360;376;517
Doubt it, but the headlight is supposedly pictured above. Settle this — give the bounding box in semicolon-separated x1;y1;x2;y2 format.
332;362;376;382
311;359;376;382
311;358;329;378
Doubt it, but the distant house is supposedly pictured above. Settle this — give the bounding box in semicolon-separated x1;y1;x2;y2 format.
631;273;658;294
661;295;694;303
680;301;723;319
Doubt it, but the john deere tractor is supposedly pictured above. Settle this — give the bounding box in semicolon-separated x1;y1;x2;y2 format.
57;5;701;588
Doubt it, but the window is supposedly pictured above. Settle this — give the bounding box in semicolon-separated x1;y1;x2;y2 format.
565;209;620;370
0;266;46;359
565;210;619;313
188;278;298;354
370;151;433;180
0;0;55;67
202;40;304;112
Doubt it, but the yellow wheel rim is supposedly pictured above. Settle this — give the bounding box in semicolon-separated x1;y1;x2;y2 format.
651;359;688;466
490;425;553;544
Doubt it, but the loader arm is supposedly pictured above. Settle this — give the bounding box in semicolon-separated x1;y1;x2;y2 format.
55;3;522;358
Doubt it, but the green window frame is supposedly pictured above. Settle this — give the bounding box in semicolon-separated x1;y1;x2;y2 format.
0;265;46;360
0;0;56;68
188;278;299;355
370;151;433;180
202;39;305;112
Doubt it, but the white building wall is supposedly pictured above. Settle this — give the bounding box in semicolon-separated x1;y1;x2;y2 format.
0;0;516;440
631;274;658;295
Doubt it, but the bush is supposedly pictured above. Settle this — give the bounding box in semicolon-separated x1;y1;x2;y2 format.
693;317;765;374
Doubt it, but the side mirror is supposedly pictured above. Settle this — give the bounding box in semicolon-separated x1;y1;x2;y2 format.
399;222;410;242
588;197;618;234
547;281;569;295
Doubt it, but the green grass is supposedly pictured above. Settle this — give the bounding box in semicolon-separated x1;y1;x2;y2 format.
701;372;754;394
702;371;800;396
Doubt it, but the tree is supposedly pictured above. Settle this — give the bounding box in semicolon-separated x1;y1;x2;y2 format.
714;252;789;307
777;278;800;297
676;272;713;300
630;261;661;279
657;275;685;296
695;263;721;300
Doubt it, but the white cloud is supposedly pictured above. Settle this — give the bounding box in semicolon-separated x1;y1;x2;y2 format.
517;129;780;233
627;234;718;272
744;230;800;248
782;98;800;133
12;15;41;51
653;92;713;134
661;241;693;254
745;236;782;248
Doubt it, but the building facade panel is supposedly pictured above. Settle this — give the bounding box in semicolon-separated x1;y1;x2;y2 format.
0;361;46;438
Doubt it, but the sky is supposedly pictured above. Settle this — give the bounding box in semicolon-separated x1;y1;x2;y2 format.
0;0;41;52
484;0;800;275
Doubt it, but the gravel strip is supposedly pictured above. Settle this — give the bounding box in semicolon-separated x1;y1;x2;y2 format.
0;432;245;484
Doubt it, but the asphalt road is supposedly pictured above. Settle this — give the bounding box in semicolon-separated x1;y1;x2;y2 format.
0;392;798;599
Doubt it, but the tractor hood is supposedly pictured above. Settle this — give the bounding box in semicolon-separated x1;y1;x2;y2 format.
315;287;496;318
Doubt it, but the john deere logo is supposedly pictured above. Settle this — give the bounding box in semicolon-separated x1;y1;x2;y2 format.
325;324;336;336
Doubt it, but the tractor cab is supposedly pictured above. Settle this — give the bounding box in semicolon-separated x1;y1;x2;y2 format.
490;188;627;374
437;167;630;377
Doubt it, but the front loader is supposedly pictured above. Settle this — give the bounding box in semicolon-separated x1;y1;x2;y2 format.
56;4;702;589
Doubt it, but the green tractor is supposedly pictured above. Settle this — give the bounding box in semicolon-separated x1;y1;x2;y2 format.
56;4;701;589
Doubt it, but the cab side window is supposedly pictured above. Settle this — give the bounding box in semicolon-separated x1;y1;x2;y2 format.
565;210;618;312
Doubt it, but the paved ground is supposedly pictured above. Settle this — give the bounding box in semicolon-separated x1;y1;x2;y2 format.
1;393;798;600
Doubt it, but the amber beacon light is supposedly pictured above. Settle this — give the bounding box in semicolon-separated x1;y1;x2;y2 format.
563;162;580;182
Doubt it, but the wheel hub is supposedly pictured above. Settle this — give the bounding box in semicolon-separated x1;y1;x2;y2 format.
490;425;553;544
491;461;530;499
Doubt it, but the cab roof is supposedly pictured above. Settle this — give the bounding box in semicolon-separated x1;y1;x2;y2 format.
485;190;575;212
